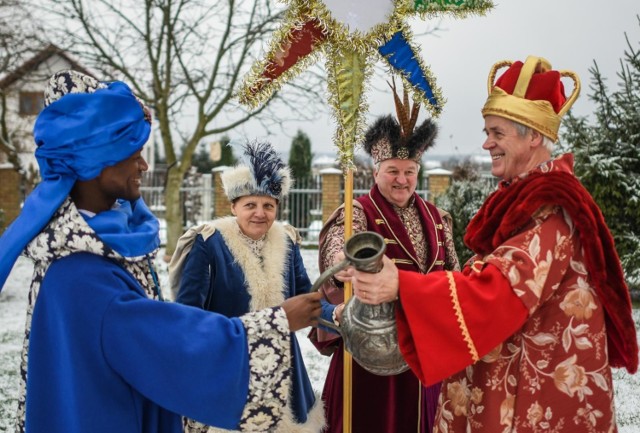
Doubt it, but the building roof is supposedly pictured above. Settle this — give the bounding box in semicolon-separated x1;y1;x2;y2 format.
0;44;95;90
424;167;453;176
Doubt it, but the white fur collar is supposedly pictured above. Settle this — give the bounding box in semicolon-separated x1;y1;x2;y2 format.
214;217;289;311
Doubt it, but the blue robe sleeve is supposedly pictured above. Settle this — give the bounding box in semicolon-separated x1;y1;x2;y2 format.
291;242;312;296
176;234;212;308
101;289;251;427
319;298;339;334
38;253;291;431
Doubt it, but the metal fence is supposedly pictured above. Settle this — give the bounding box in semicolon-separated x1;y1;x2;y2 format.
278;175;323;242
139;171;430;245
140;170;214;244
282;173;430;244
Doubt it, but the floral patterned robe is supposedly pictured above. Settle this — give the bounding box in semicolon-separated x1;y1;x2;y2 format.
396;155;626;433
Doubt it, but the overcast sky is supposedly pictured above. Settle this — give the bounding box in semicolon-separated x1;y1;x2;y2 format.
241;0;639;159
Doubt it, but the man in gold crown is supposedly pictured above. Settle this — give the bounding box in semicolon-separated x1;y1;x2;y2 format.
345;56;638;432
310;86;460;433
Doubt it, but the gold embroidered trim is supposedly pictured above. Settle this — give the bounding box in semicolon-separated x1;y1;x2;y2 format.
393;258;414;265
446;271;479;363
470;260;485;274
375;219;386;225
384;238;397;244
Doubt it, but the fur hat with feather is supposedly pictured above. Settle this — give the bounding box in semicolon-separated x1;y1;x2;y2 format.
221;141;292;202
364;80;438;164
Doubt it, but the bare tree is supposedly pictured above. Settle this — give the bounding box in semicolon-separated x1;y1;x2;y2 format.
32;0;325;255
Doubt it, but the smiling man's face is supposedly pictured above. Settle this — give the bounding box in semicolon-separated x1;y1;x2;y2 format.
96;149;148;203
374;158;419;208
482;115;543;181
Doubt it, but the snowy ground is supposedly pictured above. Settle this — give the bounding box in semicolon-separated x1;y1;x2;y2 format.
1;250;639;431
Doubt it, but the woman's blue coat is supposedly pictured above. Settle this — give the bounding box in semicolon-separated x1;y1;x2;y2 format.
177;228;316;424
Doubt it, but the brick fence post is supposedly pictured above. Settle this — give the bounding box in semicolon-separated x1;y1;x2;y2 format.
212;166;231;218
320;168;343;224
425;168;453;203
0;164;21;232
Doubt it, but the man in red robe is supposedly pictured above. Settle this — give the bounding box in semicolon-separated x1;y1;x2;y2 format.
345;56;638;433
311;90;460;433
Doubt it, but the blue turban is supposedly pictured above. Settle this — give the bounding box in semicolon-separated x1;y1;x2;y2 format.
0;78;154;290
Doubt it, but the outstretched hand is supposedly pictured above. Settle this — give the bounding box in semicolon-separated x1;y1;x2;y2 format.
281;292;322;331
350;255;399;305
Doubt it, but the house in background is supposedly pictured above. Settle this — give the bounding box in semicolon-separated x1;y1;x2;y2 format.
0;44;156;231
0;44;97;185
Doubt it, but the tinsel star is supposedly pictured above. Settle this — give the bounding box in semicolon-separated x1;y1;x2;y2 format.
238;0;493;169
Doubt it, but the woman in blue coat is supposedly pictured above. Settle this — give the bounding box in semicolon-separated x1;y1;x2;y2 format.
170;142;325;433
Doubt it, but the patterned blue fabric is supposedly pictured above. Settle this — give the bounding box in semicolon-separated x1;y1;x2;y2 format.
0;81;151;290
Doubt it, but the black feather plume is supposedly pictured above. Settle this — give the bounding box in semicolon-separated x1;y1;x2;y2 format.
408;118;438;154
363;116;401;155
363;115;437;161
243;141;286;197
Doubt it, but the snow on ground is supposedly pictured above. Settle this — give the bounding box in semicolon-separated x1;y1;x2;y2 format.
1;250;639;431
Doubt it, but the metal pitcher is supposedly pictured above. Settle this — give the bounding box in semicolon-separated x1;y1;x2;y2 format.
311;231;409;376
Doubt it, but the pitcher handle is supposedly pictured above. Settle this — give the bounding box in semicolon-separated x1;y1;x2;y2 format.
309;259;350;333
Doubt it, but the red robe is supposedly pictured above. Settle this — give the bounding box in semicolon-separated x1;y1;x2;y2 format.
315;185;455;433
396;154;637;432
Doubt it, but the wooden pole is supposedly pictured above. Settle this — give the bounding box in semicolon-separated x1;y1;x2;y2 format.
343;168;354;433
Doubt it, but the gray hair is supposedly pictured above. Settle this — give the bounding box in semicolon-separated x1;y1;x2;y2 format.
511;120;555;152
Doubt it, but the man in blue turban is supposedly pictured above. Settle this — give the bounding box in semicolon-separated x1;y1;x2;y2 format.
0;70;321;433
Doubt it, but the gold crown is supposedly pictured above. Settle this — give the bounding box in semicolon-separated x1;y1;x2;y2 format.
481;56;581;142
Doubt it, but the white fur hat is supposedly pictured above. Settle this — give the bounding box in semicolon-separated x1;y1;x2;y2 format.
220;141;292;202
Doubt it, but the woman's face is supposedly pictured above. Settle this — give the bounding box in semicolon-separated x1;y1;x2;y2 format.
231;195;278;240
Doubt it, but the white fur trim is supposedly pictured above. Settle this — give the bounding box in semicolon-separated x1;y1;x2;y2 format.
215;218;289;311
273;394;326;433
220;165;291;202
278;167;292;197
220;166;257;201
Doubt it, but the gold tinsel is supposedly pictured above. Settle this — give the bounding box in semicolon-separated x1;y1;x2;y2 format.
237;0;494;172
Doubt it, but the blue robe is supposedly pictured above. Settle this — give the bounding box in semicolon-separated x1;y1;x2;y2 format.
176;220;318;428
22;199;291;433
28;252;289;433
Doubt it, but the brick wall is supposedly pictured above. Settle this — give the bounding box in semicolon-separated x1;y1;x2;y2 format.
320;169;343;223
0;166;21;231
212;167;231;218
427;174;451;202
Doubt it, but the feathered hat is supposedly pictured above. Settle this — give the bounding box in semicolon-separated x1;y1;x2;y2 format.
481;56;581;142
363;80;438;165
221;141;292;202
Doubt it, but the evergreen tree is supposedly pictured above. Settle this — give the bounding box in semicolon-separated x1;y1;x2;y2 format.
192;135;237;173
435;175;494;265
287;130;313;230
288;130;313;179
191;144;215;173
559;21;640;288
212;136;237;168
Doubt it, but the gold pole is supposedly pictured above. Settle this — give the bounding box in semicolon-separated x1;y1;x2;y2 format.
343;168;354;433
